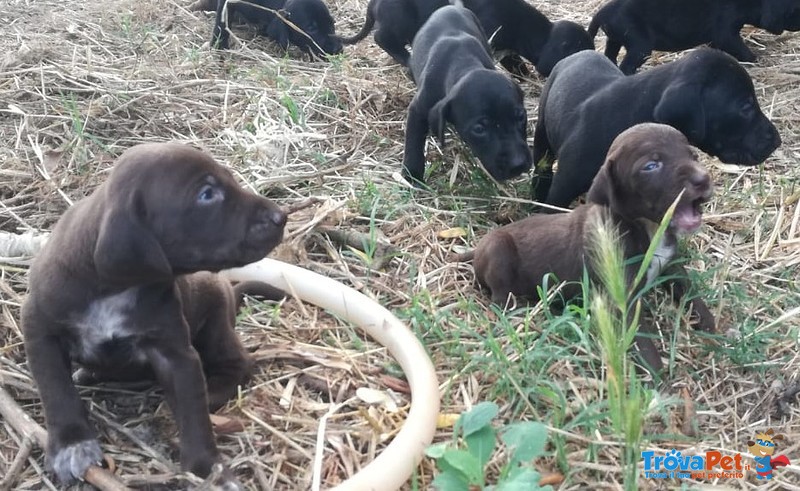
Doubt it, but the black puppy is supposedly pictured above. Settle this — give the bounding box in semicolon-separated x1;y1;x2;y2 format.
757;0;800;32
341;0;592;77
462;0;594;77
338;0;448;66
588;0;770;74
207;0;342;56
532;48;780;207
403;4;531;185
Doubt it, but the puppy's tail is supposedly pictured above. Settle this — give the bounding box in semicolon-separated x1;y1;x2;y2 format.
338;8;376;44
233;281;286;309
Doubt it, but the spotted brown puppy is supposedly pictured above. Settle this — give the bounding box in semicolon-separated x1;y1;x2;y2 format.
463;124;715;371
21;143;287;488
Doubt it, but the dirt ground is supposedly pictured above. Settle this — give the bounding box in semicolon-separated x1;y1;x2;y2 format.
1;0;800;489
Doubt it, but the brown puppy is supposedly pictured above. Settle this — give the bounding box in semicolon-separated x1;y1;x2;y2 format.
464;123;715;370
21;143;287;488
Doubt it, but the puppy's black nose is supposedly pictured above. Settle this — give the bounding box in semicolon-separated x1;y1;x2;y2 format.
689;171;711;191
263;207;287;227
508;154;533;177
328;41;343;55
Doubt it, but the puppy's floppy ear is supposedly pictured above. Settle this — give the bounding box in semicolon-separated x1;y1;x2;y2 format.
267;15;290;50
428;97;452;146
94;192;172;285
586;158;616;206
653;82;706;142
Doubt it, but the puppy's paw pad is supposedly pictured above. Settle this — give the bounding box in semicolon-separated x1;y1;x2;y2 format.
51;439;103;483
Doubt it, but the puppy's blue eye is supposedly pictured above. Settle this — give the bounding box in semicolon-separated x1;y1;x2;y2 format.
642;160;662;172
472;123;487;136
197;184;221;204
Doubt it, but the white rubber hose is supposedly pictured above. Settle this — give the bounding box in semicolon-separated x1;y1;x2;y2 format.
221;258;440;491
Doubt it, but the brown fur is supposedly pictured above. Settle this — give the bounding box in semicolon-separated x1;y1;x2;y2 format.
21;143;286;487
462;123;716;371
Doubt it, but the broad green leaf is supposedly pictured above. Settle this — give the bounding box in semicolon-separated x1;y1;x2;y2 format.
431;470;470;491
442;449;484;485
425;442;450;459
465;425;496;468
501;422;548;464
458;401;499;437
496;468;548;491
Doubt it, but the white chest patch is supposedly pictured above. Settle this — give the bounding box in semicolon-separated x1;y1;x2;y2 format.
73;288;138;360
646;235;676;285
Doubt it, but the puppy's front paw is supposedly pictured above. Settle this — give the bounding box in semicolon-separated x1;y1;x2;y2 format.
690;299;715;332
72;367;99;385
400;168;428;189
49;438;103;484
206;463;244;491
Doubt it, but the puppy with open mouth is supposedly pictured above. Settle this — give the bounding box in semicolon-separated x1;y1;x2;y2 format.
459;123;715;371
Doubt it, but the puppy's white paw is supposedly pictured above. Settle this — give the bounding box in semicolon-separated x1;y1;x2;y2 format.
208;462;244;491
71;367;97;385
50;439;103;484
220;480;245;491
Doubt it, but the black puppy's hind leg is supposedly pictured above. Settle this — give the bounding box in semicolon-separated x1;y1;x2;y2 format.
710;34;756;63
603;38;622;64
619;47;652;75
211;0;231;49
374;27;411;66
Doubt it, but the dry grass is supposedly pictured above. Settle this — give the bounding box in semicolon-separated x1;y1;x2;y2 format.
1;0;800;489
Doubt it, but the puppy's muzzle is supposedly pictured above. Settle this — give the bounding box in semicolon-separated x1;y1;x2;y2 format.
508;153;533;177
673;166;712;234
326;38;344;55
688;168;712;197
494;150;533;180
263;206;288;228
245;203;287;252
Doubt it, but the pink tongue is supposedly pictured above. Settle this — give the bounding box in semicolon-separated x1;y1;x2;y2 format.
673;205;702;233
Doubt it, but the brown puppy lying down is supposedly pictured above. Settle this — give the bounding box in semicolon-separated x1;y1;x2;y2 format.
462;123;715;370
21;143;287;488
